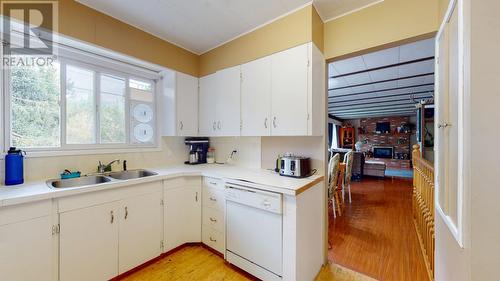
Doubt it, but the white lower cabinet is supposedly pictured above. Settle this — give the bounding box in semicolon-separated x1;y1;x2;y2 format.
59;182;163;281
60;201;120;281
118;191;163;274
0;200;54;281
201;177;225;254
164;176;202;252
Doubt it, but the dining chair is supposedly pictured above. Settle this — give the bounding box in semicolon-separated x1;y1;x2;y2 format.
328;153;342;218
343;151;354;203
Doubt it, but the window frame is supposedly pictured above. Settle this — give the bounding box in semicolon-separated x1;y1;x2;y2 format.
2;50;160;156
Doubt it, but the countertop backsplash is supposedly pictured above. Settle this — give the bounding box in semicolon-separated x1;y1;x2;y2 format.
0;137;189;183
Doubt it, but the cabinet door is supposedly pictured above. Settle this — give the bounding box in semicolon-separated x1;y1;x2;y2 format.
0;216;53;281
118;191;162;274
215;65;241;136
241;56;272;136
199;73;218;136
271;44;309;136
60;202;119;281
176;72;199;136
164;185;201;252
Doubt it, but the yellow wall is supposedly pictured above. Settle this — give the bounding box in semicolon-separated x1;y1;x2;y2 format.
439;0;451;23
323;0;440;60
1;0;200;76
199;5;318;76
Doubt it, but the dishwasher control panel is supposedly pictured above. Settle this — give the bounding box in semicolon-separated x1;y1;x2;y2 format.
225;184;282;214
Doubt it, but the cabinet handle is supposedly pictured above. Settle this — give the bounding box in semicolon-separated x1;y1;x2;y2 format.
217;121;221;130
124;206;128;220
264;118;268;129
179;121;183;130
110;211;114;224
273;117;277;128
209;196;217;202
210;217;217;222
209;181;217;185
195;192;198;202
209;237;217;242
438;122;452;128
213;121;216;130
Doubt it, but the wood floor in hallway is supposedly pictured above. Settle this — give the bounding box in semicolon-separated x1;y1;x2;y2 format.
328;177;428;281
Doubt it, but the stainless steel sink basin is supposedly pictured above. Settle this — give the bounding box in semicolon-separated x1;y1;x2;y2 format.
106;169;157;180
48;175;112;189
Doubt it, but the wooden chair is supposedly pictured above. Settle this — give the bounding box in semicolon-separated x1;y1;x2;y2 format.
343;151;354;203
328;153;344;218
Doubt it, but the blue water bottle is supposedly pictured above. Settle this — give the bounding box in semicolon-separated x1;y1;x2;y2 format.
5;147;25;185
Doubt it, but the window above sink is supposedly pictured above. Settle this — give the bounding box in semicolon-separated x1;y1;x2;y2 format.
1;31;168;157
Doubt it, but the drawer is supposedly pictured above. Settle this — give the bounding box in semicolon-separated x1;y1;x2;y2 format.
202;226;224;254
202;207;224;233
202;186;225;211
165;176;201;190
203;177;224;191
0;200;52;226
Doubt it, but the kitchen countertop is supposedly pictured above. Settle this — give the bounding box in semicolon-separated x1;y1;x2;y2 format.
0;164;324;208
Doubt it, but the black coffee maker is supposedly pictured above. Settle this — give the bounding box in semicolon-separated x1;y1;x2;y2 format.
184;137;209;165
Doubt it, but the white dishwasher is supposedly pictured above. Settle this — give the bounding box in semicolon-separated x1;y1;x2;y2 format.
225;181;283;281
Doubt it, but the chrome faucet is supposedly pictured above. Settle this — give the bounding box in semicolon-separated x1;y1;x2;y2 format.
98;159;120;173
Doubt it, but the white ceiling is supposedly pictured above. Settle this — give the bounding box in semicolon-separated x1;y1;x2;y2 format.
313;0;384;21
329;38;435;119
77;0;311;54
77;0;383;55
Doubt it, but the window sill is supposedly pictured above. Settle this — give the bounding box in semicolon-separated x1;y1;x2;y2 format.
10;146;162;159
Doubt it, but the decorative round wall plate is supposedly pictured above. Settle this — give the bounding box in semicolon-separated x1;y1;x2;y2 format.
133;123;153;142
133;103;153;123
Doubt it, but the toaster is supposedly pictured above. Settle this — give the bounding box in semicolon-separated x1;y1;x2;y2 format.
279;156;311;178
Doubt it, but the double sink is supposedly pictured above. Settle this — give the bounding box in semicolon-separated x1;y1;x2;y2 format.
47;169;158;189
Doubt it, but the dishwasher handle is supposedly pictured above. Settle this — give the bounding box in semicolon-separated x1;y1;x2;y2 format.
225;184;282;214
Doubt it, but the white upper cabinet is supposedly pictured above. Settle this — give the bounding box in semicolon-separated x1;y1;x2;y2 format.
199;73;218;136
176;72;199;136
215;65;241;136
241;56;272;136
271;44;309;136
198;42;324;137
161;71;199;137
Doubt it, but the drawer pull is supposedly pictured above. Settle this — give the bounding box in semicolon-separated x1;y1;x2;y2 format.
209;181;217;185
209;197;217;201
209;237;217;242
209;217;217;222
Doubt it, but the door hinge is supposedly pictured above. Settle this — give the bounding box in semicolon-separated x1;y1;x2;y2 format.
160;199;164;206
160;240;164;250
307;60;310;67
240;72;243;82
52;224;60;235
240;120;242;130
307;113;310;120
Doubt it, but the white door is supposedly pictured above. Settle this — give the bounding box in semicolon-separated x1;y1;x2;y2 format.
164;185;201;252
199;73;217;136
271;44;309;136
60;202;119;281
215;65;241;136
0;216;53;281
176;72;198;136
118;191;162;274
241;56;272;136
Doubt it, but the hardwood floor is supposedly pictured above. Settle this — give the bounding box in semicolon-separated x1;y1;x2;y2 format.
120;245;374;281
329;177;428;281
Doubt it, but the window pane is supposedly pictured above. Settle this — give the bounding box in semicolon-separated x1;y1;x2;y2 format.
100;74;126;144
130;78;154;102
10;60;61;148
66;65;95;144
